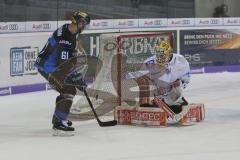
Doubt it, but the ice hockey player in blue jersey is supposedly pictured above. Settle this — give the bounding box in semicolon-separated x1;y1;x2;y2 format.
35;11;90;136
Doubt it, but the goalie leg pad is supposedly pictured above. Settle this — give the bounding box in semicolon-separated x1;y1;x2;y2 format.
133;107;167;126
181;103;205;123
114;106;167;126
114;103;204;126
152;97;205;124
114;106;136;125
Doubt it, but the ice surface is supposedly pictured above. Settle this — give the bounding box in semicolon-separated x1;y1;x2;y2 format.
0;72;240;160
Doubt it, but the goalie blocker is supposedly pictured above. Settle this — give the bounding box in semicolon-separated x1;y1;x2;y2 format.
114;100;205;126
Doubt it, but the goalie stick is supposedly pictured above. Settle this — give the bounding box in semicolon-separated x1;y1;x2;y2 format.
83;89;117;127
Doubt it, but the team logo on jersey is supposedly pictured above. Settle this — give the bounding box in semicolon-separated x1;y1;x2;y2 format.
59;40;72;45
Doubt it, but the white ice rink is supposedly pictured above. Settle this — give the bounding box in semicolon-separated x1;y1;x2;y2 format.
0;72;240;160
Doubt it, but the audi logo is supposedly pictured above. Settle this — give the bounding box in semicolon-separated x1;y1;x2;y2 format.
8;24;18;30
101;22;108;26
127;21;134;26
182;20;190;25
43;23;51;29
210;19;219;24
154;20;162;25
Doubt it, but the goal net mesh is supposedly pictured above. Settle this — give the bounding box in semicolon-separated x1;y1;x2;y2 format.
70;32;173;120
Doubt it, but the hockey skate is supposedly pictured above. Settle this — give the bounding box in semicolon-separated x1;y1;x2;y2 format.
52;115;75;136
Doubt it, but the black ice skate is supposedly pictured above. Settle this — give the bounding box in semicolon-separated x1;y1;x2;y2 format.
52;115;75;136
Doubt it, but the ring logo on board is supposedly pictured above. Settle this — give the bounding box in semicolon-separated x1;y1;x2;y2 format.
92;21;108;27
32;23;51;30
210;19;219;24
154;20;163;25
43;23;51;29
8;24;18;30
182;20;191;25
101;21;108;27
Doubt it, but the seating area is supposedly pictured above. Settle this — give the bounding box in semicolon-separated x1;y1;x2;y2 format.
0;0;195;22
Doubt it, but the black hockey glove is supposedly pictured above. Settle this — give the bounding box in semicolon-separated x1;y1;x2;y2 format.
77;78;87;91
64;70;87;90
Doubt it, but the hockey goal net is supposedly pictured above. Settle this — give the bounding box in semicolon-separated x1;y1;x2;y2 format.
70;32;174;120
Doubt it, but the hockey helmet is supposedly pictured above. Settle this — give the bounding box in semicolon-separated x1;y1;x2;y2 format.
71;11;90;26
155;40;173;66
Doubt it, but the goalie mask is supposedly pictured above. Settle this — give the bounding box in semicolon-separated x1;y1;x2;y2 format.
71;11;90;33
155;40;173;66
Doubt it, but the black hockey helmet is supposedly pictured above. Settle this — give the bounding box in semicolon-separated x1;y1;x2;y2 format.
71;11;90;25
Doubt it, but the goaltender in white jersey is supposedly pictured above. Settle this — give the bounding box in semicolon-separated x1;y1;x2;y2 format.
116;40;205;125
127;40;191;114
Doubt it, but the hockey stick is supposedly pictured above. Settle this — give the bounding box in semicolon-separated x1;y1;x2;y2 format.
83;89;117;127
